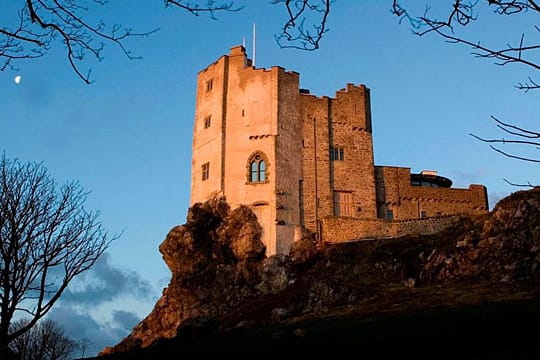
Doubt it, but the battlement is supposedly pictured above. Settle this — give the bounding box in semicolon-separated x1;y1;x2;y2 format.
298;83;369;100
200;45;299;78
337;83;369;94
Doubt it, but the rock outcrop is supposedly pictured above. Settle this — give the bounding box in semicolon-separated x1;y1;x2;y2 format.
101;188;540;356
101;193;317;354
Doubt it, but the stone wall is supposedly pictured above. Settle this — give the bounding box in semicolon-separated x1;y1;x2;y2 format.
321;215;461;243
331;85;377;220
222;50;278;254
299;84;378;236
274;67;302;254
375;166;488;220
190;53;228;203
299;95;332;236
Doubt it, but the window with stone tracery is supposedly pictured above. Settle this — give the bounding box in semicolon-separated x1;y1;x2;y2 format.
247;152;269;183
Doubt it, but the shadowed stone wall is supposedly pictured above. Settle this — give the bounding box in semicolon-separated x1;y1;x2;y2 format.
322;215;462;243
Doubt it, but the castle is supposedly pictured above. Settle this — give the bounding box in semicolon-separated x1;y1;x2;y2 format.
190;46;488;255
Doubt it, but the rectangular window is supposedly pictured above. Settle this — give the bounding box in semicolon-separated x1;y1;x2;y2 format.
420;211;427;219
201;162;209;181
330;148;337;160
204;116;211;129
205;79;213;92
334;191;353;217
330;147;344;161
387;209;394;221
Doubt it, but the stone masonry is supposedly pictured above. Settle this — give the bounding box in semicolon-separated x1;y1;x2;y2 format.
190;45;489;255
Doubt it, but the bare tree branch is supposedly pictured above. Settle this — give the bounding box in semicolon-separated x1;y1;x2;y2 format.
2;1;333;81
272;0;331;50
489;144;540;162
470;115;540;163
164;0;243;19
516;75;540;91
490;115;540;139
391;0;540;91
503;178;536;187
1;1;242;83
392;1;539;184
0;1;159;83
470;133;540;147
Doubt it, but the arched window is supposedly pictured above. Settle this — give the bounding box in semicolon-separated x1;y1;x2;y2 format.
247;152;268;183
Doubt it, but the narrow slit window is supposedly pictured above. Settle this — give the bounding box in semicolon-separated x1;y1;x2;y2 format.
205;79;213;92
202;162;209;181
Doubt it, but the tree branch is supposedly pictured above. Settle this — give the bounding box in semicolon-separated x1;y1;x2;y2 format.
469;115;540;163
503;178;536;187
164;0;242;19
470;133;540;147
1;1;158;83
490;115;540;139
489;144;540;162
272;0;331;50
391;1;540;90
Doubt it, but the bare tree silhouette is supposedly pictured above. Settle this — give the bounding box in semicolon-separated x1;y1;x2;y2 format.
0;153;116;358
391;1;539;177
9;319;79;360
271;0;331;50
391;1;540;89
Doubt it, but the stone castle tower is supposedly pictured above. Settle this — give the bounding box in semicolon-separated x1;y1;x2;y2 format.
190;46;488;255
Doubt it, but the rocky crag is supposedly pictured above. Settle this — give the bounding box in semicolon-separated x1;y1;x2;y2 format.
100;187;540;356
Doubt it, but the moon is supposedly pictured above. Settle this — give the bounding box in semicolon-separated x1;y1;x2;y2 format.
14;75;21;84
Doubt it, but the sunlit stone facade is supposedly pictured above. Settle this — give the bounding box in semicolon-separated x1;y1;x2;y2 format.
190;46;488;255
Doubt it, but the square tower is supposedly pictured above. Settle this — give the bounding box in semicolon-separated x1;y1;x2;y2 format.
190;46;302;255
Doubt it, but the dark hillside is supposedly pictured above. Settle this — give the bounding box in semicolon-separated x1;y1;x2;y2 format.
95;187;540;359
93;296;540;359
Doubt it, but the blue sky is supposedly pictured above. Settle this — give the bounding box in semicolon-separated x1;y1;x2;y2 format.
1;1;538;356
